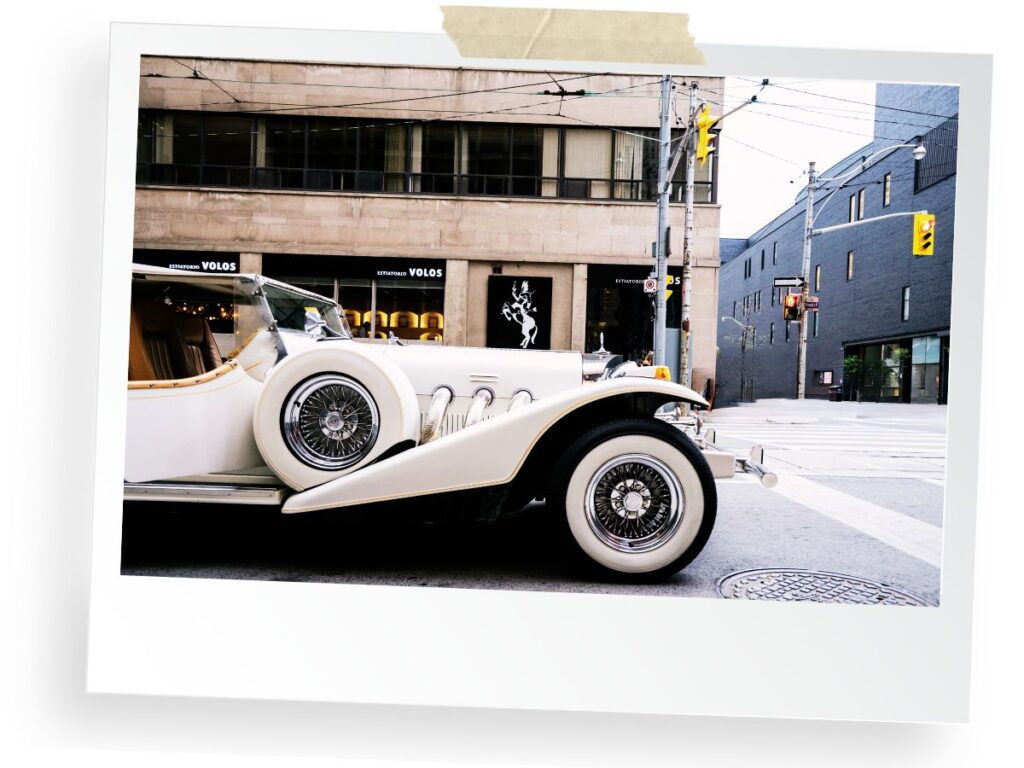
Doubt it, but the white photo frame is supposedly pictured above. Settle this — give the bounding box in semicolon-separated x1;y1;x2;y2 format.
89;21;991;722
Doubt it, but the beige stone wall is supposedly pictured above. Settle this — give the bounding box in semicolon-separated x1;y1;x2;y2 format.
465;261;575;350
139;57;724;127
134;188;719;266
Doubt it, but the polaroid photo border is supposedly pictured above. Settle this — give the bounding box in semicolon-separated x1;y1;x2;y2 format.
88;20;990;722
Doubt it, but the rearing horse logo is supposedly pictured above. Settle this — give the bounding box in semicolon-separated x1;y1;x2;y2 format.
501;280;539;349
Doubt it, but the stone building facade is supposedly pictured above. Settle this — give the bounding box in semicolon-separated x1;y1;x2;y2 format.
134;57;725;389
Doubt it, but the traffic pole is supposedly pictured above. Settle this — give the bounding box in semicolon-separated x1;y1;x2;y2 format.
797;161;816;399
679;81;698;391
653;74;672;367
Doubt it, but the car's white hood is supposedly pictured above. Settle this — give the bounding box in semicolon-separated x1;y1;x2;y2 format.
377;343;583;400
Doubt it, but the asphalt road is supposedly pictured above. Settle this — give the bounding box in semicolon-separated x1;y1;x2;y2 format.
121;400;945;604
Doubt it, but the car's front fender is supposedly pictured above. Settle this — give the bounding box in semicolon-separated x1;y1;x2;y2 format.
282;378;708;513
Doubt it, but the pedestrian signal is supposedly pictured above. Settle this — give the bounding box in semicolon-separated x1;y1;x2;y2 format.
783;293;801;322
913;213;936;256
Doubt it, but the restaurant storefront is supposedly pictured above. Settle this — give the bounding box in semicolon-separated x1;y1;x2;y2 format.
262;254;446;343
586;264;682;364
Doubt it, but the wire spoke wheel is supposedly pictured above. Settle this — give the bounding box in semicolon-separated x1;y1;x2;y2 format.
282;374;379;470
584;454;684;554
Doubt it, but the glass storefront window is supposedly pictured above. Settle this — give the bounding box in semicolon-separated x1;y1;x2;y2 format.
911;335;942;402
586;265;681;363
262;255;446;344
376;281;445;342
338;280;376;337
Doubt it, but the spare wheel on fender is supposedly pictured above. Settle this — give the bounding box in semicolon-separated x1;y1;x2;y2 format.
253;344;420;491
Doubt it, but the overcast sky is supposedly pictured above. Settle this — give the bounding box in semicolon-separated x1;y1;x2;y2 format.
714;77;878;239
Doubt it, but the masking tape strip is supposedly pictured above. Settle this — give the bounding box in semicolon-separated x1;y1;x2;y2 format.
441;6;705;65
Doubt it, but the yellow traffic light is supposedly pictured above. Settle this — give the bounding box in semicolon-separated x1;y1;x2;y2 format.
913;213;936;256
696;104;716;166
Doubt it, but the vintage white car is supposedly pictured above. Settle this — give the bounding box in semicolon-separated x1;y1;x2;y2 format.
125;264;747;579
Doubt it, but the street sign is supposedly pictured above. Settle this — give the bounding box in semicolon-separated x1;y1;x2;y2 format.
805;296;820;311
773;276;804;288
643;277;658;294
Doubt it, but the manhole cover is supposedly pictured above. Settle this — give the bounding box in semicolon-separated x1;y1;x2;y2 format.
717;568;933;606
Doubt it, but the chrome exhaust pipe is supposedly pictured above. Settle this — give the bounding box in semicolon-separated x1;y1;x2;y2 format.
464;387;494;427
420;386;453;443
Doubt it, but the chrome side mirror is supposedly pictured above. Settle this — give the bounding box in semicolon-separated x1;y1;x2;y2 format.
304;310;327;340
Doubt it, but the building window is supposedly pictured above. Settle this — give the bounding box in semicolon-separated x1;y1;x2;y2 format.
772;242;777;265
755;291;761;312
771;288;775;307
815;370;833;385
785;321;790;343
760;249;765;271
849;194;856;222
902;286;911;321
732;300;736;318
562;127;611;198
814;264;821;291
857;188;866;220
883;172;892;207
813;312;819;337
137;109;719;203
847;250;854;281
770;322;775;345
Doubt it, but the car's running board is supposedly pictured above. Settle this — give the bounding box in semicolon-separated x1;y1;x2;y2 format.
123;482;289;505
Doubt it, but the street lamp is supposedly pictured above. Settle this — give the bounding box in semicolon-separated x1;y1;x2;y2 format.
796;141;926;399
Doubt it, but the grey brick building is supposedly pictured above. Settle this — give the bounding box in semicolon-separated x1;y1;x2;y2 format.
716;83;958;405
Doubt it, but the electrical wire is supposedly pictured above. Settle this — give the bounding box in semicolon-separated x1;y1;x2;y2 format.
717;133;807;170
734;76;958;120
166;57;606;114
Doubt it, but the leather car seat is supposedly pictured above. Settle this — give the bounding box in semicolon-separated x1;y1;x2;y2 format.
179;314;223;375
135;300;191;380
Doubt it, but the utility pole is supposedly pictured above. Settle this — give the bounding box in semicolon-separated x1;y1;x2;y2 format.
797;161;816;399
679;81;698;391
652;74;672;367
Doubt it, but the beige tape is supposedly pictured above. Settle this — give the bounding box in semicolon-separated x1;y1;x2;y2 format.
441;6;704;65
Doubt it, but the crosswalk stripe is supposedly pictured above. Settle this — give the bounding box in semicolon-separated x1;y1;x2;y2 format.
768;476;944;567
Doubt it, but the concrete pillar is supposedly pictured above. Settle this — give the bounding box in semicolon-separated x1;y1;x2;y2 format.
443;259;469;346
570;263;588;352
239;252;263;275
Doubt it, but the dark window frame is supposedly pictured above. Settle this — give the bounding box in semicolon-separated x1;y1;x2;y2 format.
137;108;720;204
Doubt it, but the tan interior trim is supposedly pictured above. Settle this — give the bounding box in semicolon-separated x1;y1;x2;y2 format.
225;329;262;361
127;359;239;390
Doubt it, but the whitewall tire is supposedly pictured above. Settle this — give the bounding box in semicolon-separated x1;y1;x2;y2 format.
555;419;717;578
253;344;420;491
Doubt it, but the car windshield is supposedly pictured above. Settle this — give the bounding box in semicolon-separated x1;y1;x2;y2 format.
261;282;350;338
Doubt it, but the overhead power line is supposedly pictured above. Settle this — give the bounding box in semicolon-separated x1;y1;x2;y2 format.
166;58;608;115
735;76;958;121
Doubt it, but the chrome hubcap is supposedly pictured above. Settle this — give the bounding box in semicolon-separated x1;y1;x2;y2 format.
282;374;379;470
584;454;684;553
